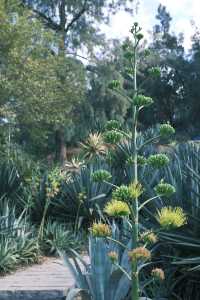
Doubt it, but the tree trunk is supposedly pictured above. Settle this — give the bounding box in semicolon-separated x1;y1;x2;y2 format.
55;128;67;165
54;0;67;164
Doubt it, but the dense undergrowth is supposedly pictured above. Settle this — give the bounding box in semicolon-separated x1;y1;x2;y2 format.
1;139;200;299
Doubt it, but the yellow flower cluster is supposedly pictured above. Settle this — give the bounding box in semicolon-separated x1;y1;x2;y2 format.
151;268;165;281
108;251;118;263
46;182;60;198
128;247;151;262
104;200;130;217
156;206;187;229
128;181;143;200
112;181;143;202
140;231;158;244
90;222;111;238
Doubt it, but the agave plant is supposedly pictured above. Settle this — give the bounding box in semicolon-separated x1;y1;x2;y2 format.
80;133;107;161
61;222;131;300
65;157;85;174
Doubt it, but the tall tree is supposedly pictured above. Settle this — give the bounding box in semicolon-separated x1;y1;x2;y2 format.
19;0;135;162
0;0;86;159
21;0;135;52
184;25;200;128
139;4;186;126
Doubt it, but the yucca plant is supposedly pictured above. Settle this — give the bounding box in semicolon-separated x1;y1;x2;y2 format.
88;24;186;300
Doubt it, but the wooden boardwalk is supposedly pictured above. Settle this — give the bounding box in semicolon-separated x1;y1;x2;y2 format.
0;258;74;300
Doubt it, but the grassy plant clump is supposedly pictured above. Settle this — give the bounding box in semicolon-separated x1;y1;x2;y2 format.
0;202;39;274
40;221;82;255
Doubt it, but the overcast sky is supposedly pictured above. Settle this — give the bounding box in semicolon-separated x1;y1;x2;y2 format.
102;0;200;50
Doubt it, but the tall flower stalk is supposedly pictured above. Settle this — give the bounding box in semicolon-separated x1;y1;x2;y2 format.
92;23;186;300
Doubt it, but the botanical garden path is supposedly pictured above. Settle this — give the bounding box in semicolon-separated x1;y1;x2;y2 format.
0;257;74;300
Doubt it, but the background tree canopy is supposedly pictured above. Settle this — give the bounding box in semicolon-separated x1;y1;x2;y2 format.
0;1;86;157
1;0;200;162
20;0;135;51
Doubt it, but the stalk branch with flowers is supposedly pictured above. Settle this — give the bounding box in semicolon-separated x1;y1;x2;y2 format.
91;23;187;300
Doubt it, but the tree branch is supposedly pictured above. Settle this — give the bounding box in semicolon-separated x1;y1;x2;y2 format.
20;0;61;31
21;0;88;34
65;0;88;33
32;9;61;31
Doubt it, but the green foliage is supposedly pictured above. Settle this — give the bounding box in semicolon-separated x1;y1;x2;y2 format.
80;133;107;161
0;239;18;274
0;202;39;274
92;170;112;183
104;120;121;131
137;156;147;166
147;154;170;168
0;0;86;156
108;80;121;89
21;0;134;51
112;185;132;202
41;221;81;255
104;130;124;144
56;163;112;224
148;67;161;77
154;181;176;197
1;1;200;159
133;95;154;108
159;124;175;138
0;161;22;202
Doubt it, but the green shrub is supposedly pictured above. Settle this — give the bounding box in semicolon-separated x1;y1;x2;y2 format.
0;202;39;274
41;221;82;255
